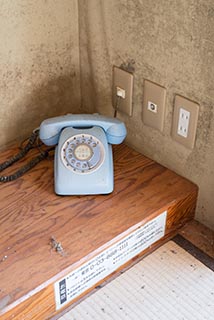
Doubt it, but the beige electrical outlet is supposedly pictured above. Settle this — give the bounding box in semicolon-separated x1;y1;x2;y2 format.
172;95;199;149
142;80;166;132
112;66;134;116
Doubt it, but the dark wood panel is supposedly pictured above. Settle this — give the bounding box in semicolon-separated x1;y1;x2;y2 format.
179;220;214;258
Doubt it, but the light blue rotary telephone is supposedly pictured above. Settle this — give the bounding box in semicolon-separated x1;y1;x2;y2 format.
39;114;127;195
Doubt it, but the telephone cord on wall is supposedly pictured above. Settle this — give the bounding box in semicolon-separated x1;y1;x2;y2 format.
114;95;122;118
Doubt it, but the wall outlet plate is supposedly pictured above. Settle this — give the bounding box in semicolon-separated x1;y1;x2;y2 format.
112;66;134;116
172;95;199;149
142;80;166;132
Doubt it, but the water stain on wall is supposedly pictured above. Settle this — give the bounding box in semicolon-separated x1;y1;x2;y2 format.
78;0;214;230
0;0;81;147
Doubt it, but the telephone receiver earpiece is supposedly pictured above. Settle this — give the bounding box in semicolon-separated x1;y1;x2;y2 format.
39;114;127;146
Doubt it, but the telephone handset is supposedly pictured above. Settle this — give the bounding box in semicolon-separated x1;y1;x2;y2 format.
39;114;127;195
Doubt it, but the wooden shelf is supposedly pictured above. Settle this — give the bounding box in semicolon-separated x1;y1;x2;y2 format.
0;143;198;319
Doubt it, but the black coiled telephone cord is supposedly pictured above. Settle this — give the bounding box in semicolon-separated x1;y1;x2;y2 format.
0;130;54;182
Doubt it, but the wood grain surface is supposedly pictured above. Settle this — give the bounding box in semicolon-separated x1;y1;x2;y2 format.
0;143;198;319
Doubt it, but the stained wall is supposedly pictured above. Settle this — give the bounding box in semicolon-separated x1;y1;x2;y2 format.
78;0;214;229
0;0;81;147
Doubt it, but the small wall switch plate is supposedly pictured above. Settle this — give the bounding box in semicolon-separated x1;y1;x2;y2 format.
112;66;134;116
142;80;166;132
172;95;199;149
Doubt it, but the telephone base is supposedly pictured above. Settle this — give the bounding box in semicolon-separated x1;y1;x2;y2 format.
54;144;113;195
54;127;114;195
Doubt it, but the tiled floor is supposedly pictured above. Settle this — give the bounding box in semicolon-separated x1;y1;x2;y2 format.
58;240;214;320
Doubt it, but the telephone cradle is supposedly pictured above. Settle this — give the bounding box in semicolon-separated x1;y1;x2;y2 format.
39;114;127;195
